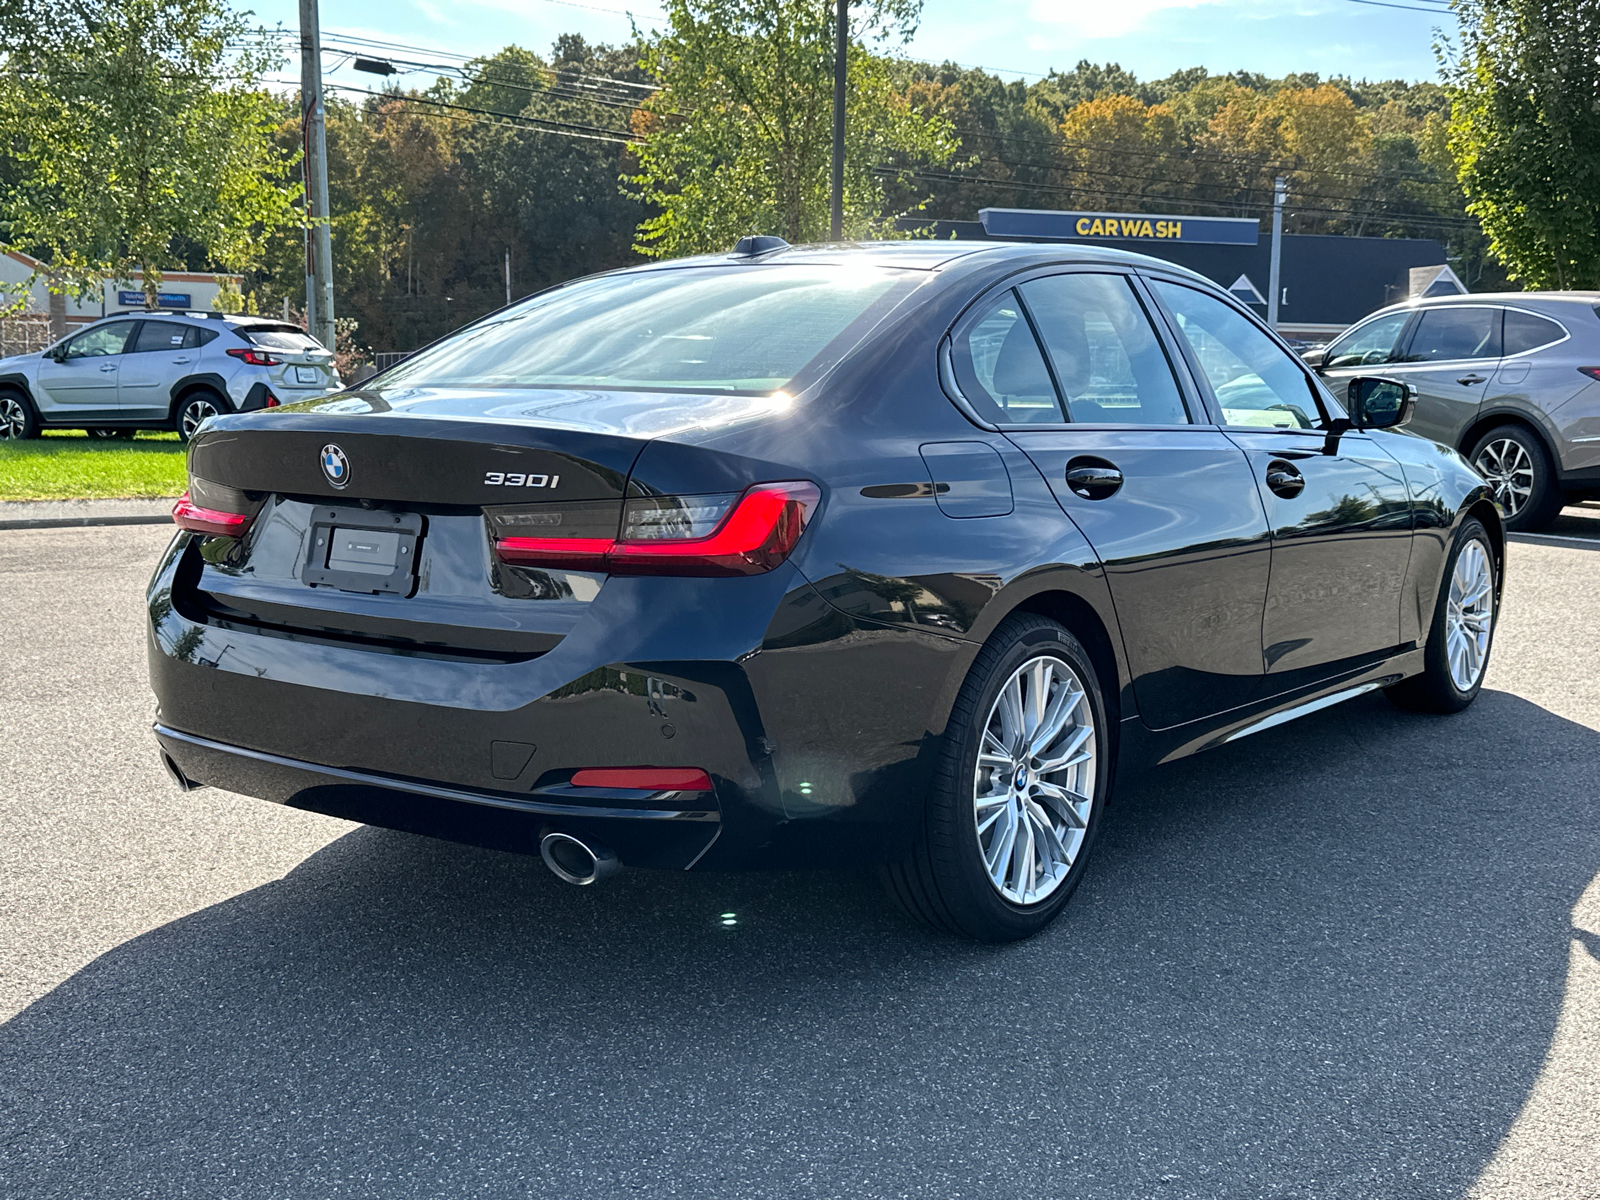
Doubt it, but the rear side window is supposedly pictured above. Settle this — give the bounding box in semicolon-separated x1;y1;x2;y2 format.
1323;310;1410;369
1401;307;1501;361
129;321;190;353
952;290;1062;424
240;325;324;352
1019;273;1188;425
187;326;218;349
1503;309;1566;355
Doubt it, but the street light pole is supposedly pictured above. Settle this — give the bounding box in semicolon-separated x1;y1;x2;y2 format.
1266;175;1286;331
299;0;336;353
830;0;847;241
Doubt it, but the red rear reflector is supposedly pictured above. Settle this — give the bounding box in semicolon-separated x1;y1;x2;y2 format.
265;393;280;407
494;536;615;567
172;490;253;537
570;767;713;791
226;348;281;367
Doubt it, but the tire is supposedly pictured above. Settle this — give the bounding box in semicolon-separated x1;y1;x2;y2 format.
883;614;1111;942
1470;425;1561;532
174;390;228;443
1385;517;1497;714
0;389;40;440
87;428;136;440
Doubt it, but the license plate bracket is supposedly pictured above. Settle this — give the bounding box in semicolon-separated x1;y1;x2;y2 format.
294;366;320;384
301;508;424;595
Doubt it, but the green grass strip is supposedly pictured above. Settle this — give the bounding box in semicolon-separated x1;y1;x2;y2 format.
0;431;187;500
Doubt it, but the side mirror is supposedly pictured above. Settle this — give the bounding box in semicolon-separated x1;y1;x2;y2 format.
1347;377;1414;430
1300;347;1328;370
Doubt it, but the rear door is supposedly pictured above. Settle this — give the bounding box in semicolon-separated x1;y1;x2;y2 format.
119;320;195;418
1148;278;1415;694
34;321;135;417
1385;304;1503;449
956;269;1271;730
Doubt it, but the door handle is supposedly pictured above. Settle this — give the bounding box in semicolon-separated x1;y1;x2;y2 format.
171;356;193;364
99;363;118;372
1065;458;1123;500
1457;373;1486;385
1265;460;1306;498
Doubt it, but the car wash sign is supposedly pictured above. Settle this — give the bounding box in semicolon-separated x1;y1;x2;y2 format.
979;208;1260;246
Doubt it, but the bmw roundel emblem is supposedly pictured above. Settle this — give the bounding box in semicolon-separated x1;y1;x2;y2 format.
320;443;350;489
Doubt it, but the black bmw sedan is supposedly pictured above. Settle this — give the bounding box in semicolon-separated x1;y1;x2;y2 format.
148;240;1502;941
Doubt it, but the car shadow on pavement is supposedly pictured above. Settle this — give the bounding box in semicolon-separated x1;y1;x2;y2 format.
3;689;1597;1200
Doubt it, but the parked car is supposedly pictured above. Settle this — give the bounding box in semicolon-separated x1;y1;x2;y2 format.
148;240;1501;942
1303;292;1600;530
0;312;341;443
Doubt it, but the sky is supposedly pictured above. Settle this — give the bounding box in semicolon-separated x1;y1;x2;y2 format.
244;0;1458;90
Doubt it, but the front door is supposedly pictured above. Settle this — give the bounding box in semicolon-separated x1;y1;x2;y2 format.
1148;279;1415;692
35;321;136;419
949;271;1272;730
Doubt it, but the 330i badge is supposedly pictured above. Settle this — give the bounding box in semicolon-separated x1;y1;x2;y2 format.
149;238;1503;941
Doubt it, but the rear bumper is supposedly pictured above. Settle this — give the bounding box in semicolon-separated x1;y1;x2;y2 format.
155;724;723;869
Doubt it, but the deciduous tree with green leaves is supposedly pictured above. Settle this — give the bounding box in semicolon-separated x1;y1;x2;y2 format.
0;0;299;308
626;0;955;256
1445;0;1600;287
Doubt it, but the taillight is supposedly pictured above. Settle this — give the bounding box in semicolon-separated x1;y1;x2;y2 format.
1580;367;1600;382
226;347;281;366
570;767;713;791
172;478;262;537
490;481;820;577
172;491;252;537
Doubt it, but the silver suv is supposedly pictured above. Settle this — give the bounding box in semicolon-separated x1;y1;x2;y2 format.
0;312;340;443
1305;292;1600;530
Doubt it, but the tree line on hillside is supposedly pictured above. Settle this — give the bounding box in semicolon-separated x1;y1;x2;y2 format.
1;0;1596;364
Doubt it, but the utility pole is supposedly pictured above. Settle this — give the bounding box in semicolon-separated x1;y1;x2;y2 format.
1266;175;1286;331
299;0;336;352
830;0;847;241
505;248;512;306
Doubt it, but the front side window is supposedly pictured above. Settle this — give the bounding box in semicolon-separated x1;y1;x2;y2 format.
1152;281;1321;430
1323;311;1410;369
952;289;1062;424
63;322;134;359
374;265;915;394
1503;309;1566;356
1019;274;1188;425
1401;307;1501;362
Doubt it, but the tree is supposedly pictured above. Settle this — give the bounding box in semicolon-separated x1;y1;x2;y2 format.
1445;0;1600;287
626;0;955;256
0;0;298;307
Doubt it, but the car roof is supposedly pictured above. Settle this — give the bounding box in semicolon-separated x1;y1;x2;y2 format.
627;238;1219;284
1401;291;1600;308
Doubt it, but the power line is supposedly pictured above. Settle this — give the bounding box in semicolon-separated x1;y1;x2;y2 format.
323;81;635;144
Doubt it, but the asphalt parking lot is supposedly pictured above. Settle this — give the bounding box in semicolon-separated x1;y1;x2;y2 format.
1;517;1597;1199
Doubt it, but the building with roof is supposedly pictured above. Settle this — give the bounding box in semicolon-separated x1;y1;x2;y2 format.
898;208;1464;342
1;249;243;341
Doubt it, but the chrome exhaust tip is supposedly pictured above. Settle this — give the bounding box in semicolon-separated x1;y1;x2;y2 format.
161;752;204;793
539;832;620;886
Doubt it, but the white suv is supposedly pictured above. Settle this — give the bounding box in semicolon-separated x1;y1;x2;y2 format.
0;312;342;442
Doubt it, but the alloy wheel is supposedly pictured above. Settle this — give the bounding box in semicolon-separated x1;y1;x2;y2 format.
1473;438;1533;517
180;398;219;439
1445;539;1494;692
973;654;1097;906
0;395;26;439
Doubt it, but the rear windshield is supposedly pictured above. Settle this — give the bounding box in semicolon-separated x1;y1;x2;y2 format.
371;265;916;394
240;324;325;352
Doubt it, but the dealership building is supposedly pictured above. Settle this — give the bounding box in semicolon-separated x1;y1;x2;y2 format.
900;208;1466;342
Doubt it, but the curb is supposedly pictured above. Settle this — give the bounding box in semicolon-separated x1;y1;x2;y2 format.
0;514;174;532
